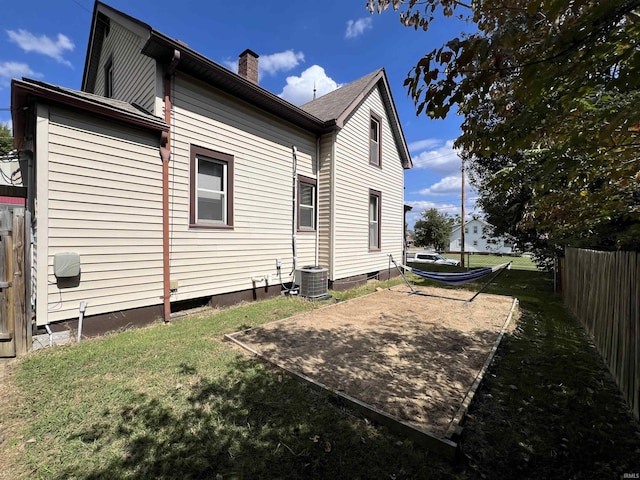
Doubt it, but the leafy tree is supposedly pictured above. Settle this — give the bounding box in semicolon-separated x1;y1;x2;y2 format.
370;0;640;251
0;123;12;156
413;208;452;251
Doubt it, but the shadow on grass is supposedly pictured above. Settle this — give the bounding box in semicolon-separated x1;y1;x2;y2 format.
448;269;640;479
54;357;457;480
38;269;640;479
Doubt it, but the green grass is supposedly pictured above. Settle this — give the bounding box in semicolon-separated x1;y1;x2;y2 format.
440;253;539;271
3;273;640;479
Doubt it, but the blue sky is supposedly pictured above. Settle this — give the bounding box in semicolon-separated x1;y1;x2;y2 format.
0;0;479;227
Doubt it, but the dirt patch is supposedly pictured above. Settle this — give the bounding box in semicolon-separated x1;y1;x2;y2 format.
229;285;516;438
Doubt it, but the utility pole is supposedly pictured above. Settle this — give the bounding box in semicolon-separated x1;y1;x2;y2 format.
460;156;465;268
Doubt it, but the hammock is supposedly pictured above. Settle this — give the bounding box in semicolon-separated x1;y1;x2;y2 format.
389;255;512;302
402;261;512;286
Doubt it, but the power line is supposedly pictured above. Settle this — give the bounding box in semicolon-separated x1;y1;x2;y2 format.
69;0;92;14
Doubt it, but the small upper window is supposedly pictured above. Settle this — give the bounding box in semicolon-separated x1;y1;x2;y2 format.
104;57;113;98
190;145;234;228
298;176;316;231
473;226;478;234
369;112;381;167
464;227;469;234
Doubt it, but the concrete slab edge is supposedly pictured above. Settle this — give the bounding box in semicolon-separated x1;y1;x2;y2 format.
445;297;520;440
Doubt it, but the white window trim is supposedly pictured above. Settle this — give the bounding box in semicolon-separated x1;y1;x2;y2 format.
369;189;381;250
196;156;227;225
369;112;382;167
298;176;316;231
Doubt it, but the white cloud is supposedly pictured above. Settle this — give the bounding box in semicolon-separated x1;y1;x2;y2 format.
345;18;373;39
7;29;74;67
224;50;304;78
0;61;39;88
407;200;459;214
411;139;461;175
260;50;304;76
279;65;341;106
406;198;481;226
408;138;441;152
405;200;459;226
418;175;462;195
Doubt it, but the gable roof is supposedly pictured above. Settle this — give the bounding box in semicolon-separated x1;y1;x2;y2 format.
81;2;412;168
301;70;381;122
301;69;412;169
142;30;330;134
82;2;327;134
450;218;494;235
11;78;167;149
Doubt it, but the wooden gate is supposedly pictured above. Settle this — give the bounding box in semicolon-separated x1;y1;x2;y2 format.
0;207;29;357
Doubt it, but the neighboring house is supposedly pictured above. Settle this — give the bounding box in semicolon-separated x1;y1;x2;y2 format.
449;218;514;254
0;151;25;207
9;1;412;337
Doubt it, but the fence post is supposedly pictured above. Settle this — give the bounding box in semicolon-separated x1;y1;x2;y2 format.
0;208;15;357
13;210;28;355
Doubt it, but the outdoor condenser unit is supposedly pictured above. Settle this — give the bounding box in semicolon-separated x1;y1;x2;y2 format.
296;266;329;299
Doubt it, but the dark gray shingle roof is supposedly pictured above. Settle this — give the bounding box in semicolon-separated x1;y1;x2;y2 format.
300;69;382;122
22;78;164;126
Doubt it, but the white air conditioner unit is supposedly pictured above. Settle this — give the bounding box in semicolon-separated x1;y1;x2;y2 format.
296;266;329;299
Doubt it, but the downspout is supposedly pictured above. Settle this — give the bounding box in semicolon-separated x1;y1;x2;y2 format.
161;50;180;323
330;131;336;281
314;137;320;267
291;146;298;278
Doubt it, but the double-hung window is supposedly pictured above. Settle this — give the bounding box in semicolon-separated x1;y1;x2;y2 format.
369;112;382;167
190;146;234;228
298;176;316;231
369;189;381;250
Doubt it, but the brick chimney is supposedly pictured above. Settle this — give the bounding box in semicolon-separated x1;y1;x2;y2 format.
238;49;259;84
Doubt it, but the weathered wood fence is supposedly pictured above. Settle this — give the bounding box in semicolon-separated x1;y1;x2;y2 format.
0;207;29;357
562;247;639;420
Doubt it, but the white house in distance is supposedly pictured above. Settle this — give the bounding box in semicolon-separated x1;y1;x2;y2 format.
6;1;412;340
449;218;514;254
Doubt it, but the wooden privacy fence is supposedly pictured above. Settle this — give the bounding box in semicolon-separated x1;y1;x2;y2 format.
0;206;29;357
562;247;639;420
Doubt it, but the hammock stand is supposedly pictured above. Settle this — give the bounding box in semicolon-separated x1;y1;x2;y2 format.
389;255;512;303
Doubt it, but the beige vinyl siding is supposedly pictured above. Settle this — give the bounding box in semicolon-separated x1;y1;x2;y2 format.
332;87;405;280
168;74;317;300
317;132;333;276
38;106;162;325
93;21;155;113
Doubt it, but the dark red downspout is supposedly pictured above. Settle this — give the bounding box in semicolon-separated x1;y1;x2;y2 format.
161;50;180;322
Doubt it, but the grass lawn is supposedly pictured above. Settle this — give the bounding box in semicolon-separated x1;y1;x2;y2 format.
442;253;539;271
2;273;639;479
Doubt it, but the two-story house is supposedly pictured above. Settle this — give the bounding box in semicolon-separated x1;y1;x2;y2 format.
9;1;412;338
449;218;514;254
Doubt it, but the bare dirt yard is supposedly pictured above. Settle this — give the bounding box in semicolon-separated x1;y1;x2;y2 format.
228;285;516;438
